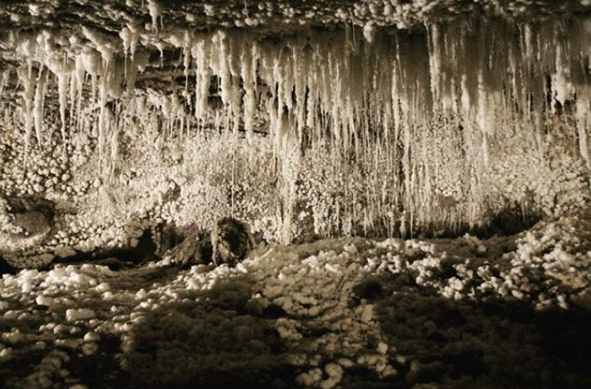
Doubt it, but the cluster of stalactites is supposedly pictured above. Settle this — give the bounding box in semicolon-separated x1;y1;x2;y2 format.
426;18;591;168
2;17;591;170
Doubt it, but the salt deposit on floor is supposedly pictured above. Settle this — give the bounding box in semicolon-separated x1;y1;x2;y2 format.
1;209;589;389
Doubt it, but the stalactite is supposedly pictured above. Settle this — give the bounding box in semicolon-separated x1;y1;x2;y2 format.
18;64;36;158
32;66;45;146
147;0;164;33
3;15;591;237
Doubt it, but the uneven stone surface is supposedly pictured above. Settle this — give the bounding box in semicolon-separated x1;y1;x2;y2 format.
0;209;589;389
2;16;591;269
1;0;588;38
160;228;212;267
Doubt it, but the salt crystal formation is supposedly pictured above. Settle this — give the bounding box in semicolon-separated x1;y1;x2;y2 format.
0;1;589;258
0;2;590;388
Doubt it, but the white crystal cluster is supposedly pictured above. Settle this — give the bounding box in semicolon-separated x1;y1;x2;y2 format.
0;209;589;388
371;210;591;310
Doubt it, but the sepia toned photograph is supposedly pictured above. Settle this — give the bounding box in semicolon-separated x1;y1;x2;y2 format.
0;1;590;388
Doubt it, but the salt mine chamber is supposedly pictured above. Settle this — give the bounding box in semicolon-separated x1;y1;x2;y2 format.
0;1;590;387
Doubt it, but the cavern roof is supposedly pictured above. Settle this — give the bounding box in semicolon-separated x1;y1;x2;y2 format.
1;0;590;62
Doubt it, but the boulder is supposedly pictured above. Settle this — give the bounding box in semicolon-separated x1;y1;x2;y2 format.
211;217;255;266
162;217;255;268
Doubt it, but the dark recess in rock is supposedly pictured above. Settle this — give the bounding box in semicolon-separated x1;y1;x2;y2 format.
5;196;55;220
4;196;55;239
0;255;15;275
50;227;158;270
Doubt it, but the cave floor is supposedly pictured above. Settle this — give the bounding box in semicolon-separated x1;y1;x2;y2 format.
1;212;591;389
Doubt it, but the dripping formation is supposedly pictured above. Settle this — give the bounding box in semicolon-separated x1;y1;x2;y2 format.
1;16;591;256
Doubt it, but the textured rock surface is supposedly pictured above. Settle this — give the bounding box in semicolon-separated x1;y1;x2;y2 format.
0;209;589;388
1;1;590;77
1;1;589;32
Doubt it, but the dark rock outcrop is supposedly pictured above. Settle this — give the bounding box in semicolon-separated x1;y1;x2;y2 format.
211;217;256;267
162;217;255;268
162;229;214;267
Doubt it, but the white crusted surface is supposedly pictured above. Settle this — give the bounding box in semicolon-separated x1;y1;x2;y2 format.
0;209;589;388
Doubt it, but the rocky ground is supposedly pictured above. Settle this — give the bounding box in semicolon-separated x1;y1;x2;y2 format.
1;208;590;389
